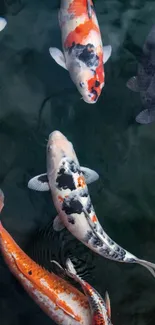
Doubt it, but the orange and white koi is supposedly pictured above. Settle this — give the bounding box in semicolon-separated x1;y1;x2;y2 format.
52;258;112;325
28;130;155;277
49;0;112;103
0;191;91;325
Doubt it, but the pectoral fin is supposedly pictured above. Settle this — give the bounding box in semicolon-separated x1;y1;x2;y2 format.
53;215;65;231
136;109;155;124
56;298;80;321
103;45;112;63
81;167;99;184
105;291;111;319
126;76;140;92
0;18;7;32
28;174;50;191
49;47;68;70
0;189;4;213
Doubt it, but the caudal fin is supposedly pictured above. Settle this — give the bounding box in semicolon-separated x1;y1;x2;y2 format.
136;109;155;124
0;189;4;213
136;259;155;277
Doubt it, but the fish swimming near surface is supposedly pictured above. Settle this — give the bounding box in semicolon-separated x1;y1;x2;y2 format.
127;24;155;124
28;130;155;277
0;17;7;32
0;190;92;325
52;258;112;325
49;0;112;104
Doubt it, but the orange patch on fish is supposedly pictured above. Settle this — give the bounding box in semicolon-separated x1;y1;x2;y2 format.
0;221;90;319
92;215;97;223
58;195;64;202
87;54;104;101
64;20;100;48
77;176;86;188
68;0;93;17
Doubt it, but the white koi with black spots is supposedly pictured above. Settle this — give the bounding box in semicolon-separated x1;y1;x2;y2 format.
28;131;155;278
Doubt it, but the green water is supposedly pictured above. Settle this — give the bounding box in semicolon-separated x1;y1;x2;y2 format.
1;0;155;324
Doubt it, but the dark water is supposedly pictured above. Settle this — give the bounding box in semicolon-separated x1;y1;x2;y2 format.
1;0;155;324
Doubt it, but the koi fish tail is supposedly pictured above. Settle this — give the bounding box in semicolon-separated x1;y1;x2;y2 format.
136;258;155;277
0;189;4;213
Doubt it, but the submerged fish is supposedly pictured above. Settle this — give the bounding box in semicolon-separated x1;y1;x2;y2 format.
26;220;95;282
52;258;112;325
127;24;155;124
28;130;155;277
0;191;91;325
0;17;7;32
49;0;112;104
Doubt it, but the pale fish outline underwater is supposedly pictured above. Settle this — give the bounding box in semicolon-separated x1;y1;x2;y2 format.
49;0;112;104
127;24;155;124
28;130;155;278
0;190;112;325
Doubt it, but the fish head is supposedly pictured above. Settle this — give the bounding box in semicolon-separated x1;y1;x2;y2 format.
47;131;79;176
67;45;104;104
76;66;104;104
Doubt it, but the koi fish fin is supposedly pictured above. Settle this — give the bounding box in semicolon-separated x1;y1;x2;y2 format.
28;167;99;192
53;215;65;231
136;109;155;124
66;258;77;276
135;259;155;277
103;45;112;64
105;291;111;319
28;174;50;191
0;17;7;32
80;167;99;184
0;189;4;213
126;76;140;92
87;0;92;18
49;47;68;70
65;258;81;283
56;298;80;321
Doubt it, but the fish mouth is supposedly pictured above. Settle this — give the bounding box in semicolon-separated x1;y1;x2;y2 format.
48;130;63;140
83;97;97;104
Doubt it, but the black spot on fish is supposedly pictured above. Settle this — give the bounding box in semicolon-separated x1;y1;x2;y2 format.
68;160;80;174
86;199;92;214
107;237;115;245
95;80;100;87
28;270;32;275
84;230;93;243
91;87;98;102
62;197;83;215
91;235;103;248
56;168;76;191
80;82;85;88
68;216;75;225
68;43;99;68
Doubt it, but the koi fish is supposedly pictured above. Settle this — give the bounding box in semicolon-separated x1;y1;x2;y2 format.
127;24;155;124
49;0;112;104
28;130;155;277
52;258;112;325
27;219;95;282
0;190;91;325
0;17;7;32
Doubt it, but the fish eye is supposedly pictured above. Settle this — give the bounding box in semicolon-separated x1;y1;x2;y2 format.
79;82;85;88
